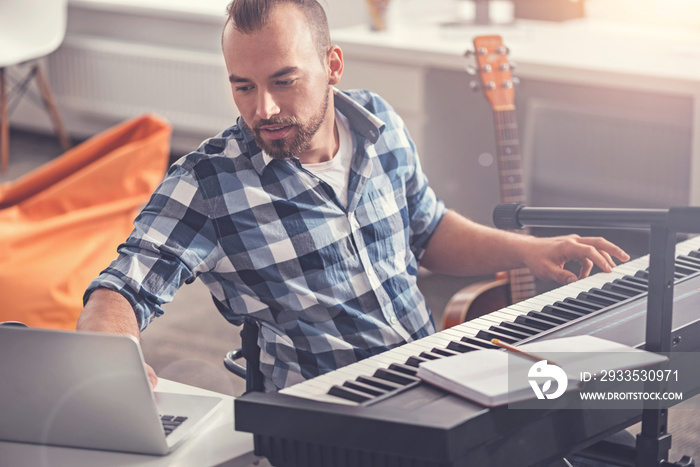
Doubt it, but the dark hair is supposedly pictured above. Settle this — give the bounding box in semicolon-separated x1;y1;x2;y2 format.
225;0;331;59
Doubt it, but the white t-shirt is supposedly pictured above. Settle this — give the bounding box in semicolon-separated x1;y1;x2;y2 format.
302;110;353;208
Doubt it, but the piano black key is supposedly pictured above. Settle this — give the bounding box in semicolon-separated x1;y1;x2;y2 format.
677;254;700;266
499;321;541;336
514;314;556;331
431;347;460;357
675;256;700;270
603;281;642;297
688;250;700;259
563;297;604;311
356;375;402;392
476;329;517;345
487;325;532;340
388;363;418;377
343;380;387;397
446;340;481;353
374;368;419;385
461;336;499;349
540;305;587;321
576;291;617;307
329;384;372;403
675;263;698;276
527;310;569;325
614;280;646;295
419;351;445;360
620;275;648;288
588;287;632;302
405;355;427;367
552;300;596;315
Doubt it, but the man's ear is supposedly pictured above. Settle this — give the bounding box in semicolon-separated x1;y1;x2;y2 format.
327;45;343;86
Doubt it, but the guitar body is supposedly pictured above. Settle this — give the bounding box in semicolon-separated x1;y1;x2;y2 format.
441;272;510;329
441;35;537;330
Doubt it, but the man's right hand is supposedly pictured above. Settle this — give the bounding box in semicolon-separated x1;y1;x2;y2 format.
78;288;158;389
145;363;159;390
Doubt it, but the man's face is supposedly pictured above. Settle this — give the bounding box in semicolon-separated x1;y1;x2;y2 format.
222;4;335;161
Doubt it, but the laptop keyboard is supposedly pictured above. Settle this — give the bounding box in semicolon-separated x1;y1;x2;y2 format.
160;415;188;436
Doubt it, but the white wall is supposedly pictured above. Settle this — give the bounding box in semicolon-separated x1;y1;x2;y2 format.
11;0;369;153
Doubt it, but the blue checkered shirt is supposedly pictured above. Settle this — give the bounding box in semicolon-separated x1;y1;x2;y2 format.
85;89;446;391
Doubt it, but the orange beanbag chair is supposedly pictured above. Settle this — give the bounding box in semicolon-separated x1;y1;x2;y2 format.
0;114;171;329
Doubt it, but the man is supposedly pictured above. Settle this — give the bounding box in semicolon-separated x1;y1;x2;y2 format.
78;0;629;393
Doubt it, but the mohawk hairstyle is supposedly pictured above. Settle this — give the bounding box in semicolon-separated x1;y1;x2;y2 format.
225;0;331;60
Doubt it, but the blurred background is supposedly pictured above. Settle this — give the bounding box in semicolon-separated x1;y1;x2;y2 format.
2;0;700;458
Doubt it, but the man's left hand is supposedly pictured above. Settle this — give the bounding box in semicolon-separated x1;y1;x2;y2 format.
521;234;631;285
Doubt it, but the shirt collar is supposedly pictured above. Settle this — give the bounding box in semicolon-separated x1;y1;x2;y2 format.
243;88;386;176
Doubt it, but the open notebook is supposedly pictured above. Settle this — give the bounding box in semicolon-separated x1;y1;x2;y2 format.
416;335;669;407
0;326;223;455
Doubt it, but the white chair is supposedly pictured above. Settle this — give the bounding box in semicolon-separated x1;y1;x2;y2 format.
0;0;72;173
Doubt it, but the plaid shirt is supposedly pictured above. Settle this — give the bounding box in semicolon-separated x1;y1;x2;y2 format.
85;89;446;391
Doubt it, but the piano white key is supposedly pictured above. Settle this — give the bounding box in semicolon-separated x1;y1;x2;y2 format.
488;309;528;321
615;264;647;276
440;327;479;341
452;321;492;336
475;314;507;325
403;336;450;351
467;317;511;333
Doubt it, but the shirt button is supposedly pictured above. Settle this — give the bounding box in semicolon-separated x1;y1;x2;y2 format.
390;317;398;324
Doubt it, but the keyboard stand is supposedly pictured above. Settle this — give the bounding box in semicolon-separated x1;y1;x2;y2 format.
503;206;700;467
634;212;699;467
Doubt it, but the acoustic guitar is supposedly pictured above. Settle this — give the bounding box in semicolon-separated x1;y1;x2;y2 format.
441;35;537;329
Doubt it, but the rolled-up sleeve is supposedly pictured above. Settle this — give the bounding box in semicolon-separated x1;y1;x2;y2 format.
83;164;219;329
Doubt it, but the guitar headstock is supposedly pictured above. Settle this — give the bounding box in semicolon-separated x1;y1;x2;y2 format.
467;35;515;111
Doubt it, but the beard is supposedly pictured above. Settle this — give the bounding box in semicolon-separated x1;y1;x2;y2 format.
244;90;330;161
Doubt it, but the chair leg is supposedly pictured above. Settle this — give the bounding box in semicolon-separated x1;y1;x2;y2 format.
0;68;8;173
34;63;71;152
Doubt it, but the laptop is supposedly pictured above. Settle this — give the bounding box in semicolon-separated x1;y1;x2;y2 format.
0;326;224;455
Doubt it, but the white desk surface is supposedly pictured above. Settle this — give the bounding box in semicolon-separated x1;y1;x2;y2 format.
0;379;266;467
332;17;700;204
332;18;700;94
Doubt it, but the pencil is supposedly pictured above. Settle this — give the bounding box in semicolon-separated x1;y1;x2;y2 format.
491;338;552;364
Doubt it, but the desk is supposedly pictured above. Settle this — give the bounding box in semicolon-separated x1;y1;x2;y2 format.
0;379;269;467
332;18;700;225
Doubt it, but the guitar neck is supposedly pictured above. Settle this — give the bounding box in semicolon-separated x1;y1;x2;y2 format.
493;107;536;302
493;108;525;205
471;35;536;304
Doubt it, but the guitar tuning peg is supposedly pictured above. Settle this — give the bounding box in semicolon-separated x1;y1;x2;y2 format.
465;65;477;76
508;60;517;70
512;77;521;86
464;49;474;58
497;45;509;55
469;80;481;92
